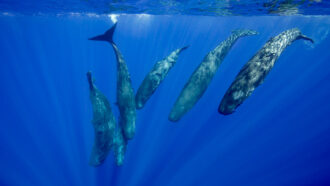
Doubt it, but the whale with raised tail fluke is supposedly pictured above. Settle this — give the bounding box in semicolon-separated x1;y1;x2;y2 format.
89;23;136;140
89;23;117;43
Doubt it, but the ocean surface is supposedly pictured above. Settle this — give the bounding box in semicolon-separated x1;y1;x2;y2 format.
1;1;330;186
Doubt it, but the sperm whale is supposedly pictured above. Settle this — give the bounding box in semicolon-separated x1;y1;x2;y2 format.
113;127;127;166
219;28;313;115
89;23;136;140
135;46;189;109
169;29;258;122
87;71;116;166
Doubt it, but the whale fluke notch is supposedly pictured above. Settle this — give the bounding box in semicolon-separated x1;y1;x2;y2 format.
88;23;117;44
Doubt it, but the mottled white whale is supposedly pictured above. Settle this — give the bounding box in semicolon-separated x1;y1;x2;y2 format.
89;23;136;140
87;71;116;166
219;28;313;115
135;46;189;109
169;29;258;122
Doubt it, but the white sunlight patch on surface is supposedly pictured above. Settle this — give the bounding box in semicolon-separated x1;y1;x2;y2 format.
109;14;119;23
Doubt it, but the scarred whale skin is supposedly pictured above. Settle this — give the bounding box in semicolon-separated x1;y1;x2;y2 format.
135;46;188;109
169;29;258;122
87;71;116;166
89;23;136;140
219;28;313;115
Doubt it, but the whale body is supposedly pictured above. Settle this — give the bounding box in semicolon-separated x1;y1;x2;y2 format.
135;46;188;109
87;71;116;166
113;127;127;166
89;23;136;140
219;28;313;115
169;29;258;122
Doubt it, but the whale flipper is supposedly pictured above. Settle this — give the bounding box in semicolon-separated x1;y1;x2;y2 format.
88;23;117;44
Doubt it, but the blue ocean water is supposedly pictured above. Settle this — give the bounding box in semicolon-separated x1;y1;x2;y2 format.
1;2;330;186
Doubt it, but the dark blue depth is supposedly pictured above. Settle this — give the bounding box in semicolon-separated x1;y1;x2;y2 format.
0;14;330;185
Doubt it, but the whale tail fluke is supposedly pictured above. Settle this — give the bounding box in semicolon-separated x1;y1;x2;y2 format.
86;71;94;90
232;29;259;37
299;34;314;44
181;45;189;51
89;23;117;44
179;45;189;53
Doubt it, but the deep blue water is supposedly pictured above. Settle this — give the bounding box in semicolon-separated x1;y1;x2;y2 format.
1;13;330;186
